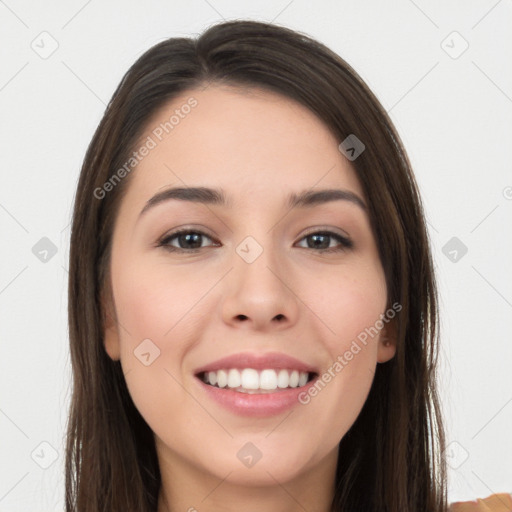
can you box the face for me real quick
[103,84,396,488]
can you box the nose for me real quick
[220,237,300,332]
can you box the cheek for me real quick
[299,264,386,433]
[110,258,217,421]
[316,262,388,352]
[113,257,216,344]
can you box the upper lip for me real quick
[194,351,319,375]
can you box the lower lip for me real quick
[195,375,318,417]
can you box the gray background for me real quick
[1,0,511,510]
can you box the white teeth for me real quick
[277,369,289,388]
[289,370,299,387]
[241,369,259,389]
[227,369,241,388]
[259,369,277,390]
[200,368,311,392]
[217,369,228,388]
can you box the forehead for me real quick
[123,85,364,211]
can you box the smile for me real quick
[193,351,320,416]
[198,368,315,394]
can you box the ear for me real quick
[101,286,121,361]
[377,316,398,363]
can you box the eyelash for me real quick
[156,228,353,254]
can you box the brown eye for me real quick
[296,231,353,253]
[158,229,217,252]
[157,229,353,254]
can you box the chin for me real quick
[204,439,319,486]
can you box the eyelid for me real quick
[299,225,351,240]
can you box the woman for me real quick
[65,19,502,512]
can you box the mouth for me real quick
[195,368,318,394]
[192,352,320,417]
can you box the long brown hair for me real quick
[66,19,447,511]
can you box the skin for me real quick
[103,84,397,512]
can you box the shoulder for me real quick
[449,493,512,511]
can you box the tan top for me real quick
[449,493,512,512]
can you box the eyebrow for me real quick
[138,186,367,218]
